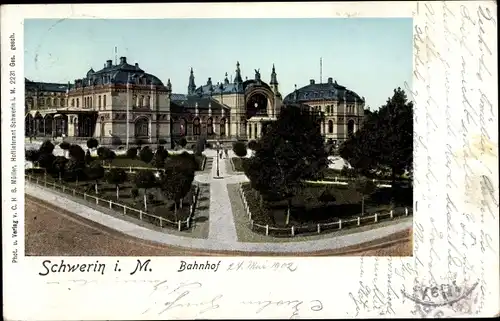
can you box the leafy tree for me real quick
[52,156,68,182]
[232,141,247,157]
[245,105,329,225]
[178,137,187,148]
[59,141,71,158]
[247,140,258,151]
[97,147,106,158]
[176,152,198,173]
[63,159,86,183]
[105,168,128,199]
[139,146,154,164]
[126,147,138,159]
[38,153,56,179]
[86,138,99,150]
[97,147,115,166]
[350,177,377,215]
[340,87,413,185]
[39,140,55,154]
[318,188,336,205]
[152,151,166,170]
[25,149,41,166]
[85,162,105,194]
[160,157,195,219]
[134,170,157,211]
[85,149,93,164]
[156,145,169,159]
[68,144,86,162]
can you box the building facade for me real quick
[25,58,362,147]
[283,77,365,146]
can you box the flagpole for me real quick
[126,73,130,149]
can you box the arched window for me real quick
[220,118,226,136]
[53,98,57,106]
[133,95,137,108]
[89,97,92,108]
[180,118,186,135]
[254,123,258,137]
[207,118,213,135]
[76,98,80,108]
[193,118,201,136]
[146,96,150,107]
[134,117,149,137]
[39,98,45,107]
[60,98,65,107]
[328,120,333,134]
[103,95,106,109]
[46,98,51,107]
[248,123,252,138]
[139,96,144,108]
[347,119,355,137]
[83,117,93,137]
[71,99,75,107]
[98,96,102,109]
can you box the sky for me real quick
[24,18,412,109]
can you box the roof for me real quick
[191,78,273,97]
[283,79,364,104]
[25,78,72,93]
[171,95,230,112]
[73,57,165,88]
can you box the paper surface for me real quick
[1,2,498,319]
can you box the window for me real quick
[133,95,137,108]
[248,123,252,138]
[328,120,333,134]
[193,118,201,135]
[71,99,75,107]
[134,118,149,137]
[220,118,226,136]
[180,118,186,135]
[39,98,45,107]
[139,96,144,108]
[60,98,65,107]
[76,98,80,108]
[207,118,213,135]
[46,98,51,107]
[98,96,101,109]
[103,95,106,109]
[146,96,150,107]
[347,119,355,137]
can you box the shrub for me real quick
[97,147,106,158]
[68,144,86,162]
[134,170,157,210]
[85,150,93,164]
[247,140,258,150]
[59,141,71,151]
[105,168,128,199]
[232,141,247,157]
[139,146,154,164]
[25,149,40,164]
[318,189,336,204]
[63,159,86,182]
[178,137,187,148]
[131,187,139,199]
[85,162,105,194]
[341,165,357,178]
[175,152,198,173]
[52,156,68,180]
[158,138,167,145]
[39,140,55,154]
[135,138,145,148]
[111,136,122,146]
[38,153,56,172]
[126,147,138,159]
[152,152,166,169]
[86,138,99,150]
[156,145,169,159]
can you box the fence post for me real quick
[375,213,378,223]
[266,224,269,236]
[339,219,342,229]
[291,226,295,236]
[187,217,190,229]
[62,185,65,193]
[96,197,99,205]
[123,206,126,215]
[84,193,87,200]
[405,207,408,216]
[139,210,143,220]
[250,220,254,229]
[36,178,39,184]
[317,223,321,234]
[178,220,181,231]
[159,217,163,228]
[358,217,361,226]
[73,189,76,196]
[390,210,393,219]
[129,166,132,173]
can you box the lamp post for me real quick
[216,140,220,177]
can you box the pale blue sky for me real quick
[24,18,412,109]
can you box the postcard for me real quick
[1,1,498,319]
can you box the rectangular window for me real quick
[98,95,101,109]
[103,95,106,109]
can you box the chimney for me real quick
[310,79,315,85]
[328,77,333,84]
[135,63,139,69]
[106,60,112,68]
[119,57,127,65]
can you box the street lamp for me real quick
[215,140,221,178]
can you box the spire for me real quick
[167,78,172,92]
[224,72,229,85]
[188,67,196,95]
[234,61,243,84]
[270,63,278,85]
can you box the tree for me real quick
[97,147,114,166]
[152,151,166,170]
[25,149,41,167]
[68,144,86,162]
[38,153,56,179]
[105,168,128,199]
[135,139,145,149]
[64,159,86,183]
[87,138,99,151]
[158,138,167,145]
[247,140,258,151]
[126,147,138,159]
[340,87,413,185]
[160,157,195,219]
[245,105,329,226]
[52,156,68,182]
[85,149,93,164]
[139,146,154,164]
[178,137,187,148]
[85,162,105,194]
[59,141,71,158]
[39,140,55,154]
[350,177,377,215]
[232,141,247,157]
[134,170,157,211]
[131,187,139,201]
[318,188,336,205]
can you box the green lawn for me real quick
[241,182,412,232]
[91,153,206,171]
[26,168,197,227]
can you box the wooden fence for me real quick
[238,182,412,237]
[26,174,199,231]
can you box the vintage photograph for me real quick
[24,18,414,257]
